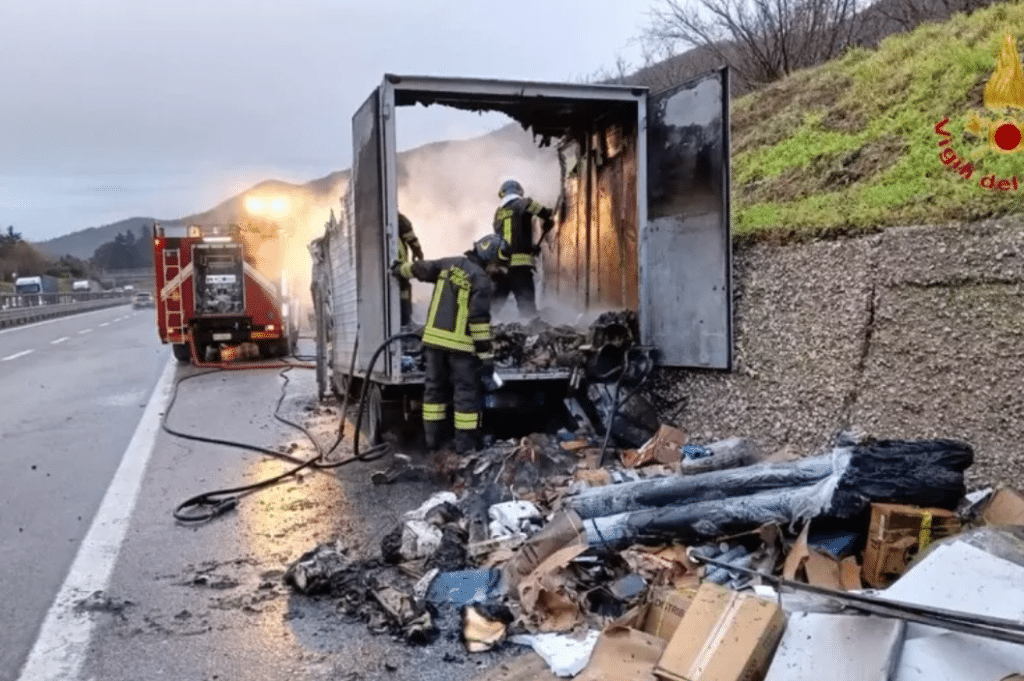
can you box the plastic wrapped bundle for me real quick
[826,439,974,518]
[566,453,840,520]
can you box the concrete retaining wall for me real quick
[655,216,1024,488]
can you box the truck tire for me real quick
[172,343,192,363]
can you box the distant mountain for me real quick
[33,122,557,263]
[35,217,181,260]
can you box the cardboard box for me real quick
[576,627,667,681]
[982,487,1024,526]
[624,425,688,468]
[861,503,961,588]
[784,523,862,591]
[654,583,786,681]
[641,586,699,640]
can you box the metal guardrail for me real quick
[0,294,133,329]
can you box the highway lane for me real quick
[0,304,169,681]
[7,319,510,681]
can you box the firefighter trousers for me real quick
[399,279,413,327]
[491,265,537,318]
[422,346,480,455]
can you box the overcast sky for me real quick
[0,0,653,242]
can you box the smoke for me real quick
[239,113,563,331]
[393,120,561,318]
[272,181,347,332]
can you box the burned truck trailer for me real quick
[153,222,299,362]
[312,69,733,444]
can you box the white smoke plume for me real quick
[227,115,563,330]
[393,121,561,319]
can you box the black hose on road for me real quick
[170,332,419,524]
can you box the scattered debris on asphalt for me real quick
[282,423,1024,678]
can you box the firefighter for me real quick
[491,179,555,318]
[396,212,425,329]
[390,233,511,455]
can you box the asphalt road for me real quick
[5,311,522,681]
[0,304,167,681]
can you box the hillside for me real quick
[730,2,1024,240]
[33,123,550,261]
[40,4,1024,262]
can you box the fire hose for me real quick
[170,330,420,524]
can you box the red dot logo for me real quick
[993,122,1022,151]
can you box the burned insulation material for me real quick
[491,320,587,371]
[402,310,642,375]
[285,541,440,644]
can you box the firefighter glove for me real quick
[390,260,403,277]
[412,244,424,261]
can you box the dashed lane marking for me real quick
[50,337,69,345]
[2,349,33,361]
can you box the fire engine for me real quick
[152,221,298,362]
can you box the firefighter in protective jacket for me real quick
[391,234,512,455]
[396,213,424,328]
[491,179,554,318]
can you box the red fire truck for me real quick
[152,221,298,362]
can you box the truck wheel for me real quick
[358,383,384,447]
[172,343,192,363]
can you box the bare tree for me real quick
[643,0,866,88]
[860,0,1001,37]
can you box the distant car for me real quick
[132,291,154,309]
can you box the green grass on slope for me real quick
[732,2,1024,240]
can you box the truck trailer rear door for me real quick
[351,86,396,379]
[642,66,732,370]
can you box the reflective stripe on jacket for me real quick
[408,255,493,358]
[493,196,553,268]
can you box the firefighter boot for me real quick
[453,430,478,456]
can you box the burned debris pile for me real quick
[284,416,1024,678]
[403,310,643,376]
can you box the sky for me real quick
[0,0,654,242]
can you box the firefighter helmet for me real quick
[473,234,512,266]
[498,179,524,199]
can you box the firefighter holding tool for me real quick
[391,233,512,455]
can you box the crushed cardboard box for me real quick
[862,503,960,588]
[653,582,786,681]
[575,626,667,681]
[784,523,862,591]
[623,425,688,468]
[640,587,699,641]
[982,486,1024,526]
[503,509,586,590]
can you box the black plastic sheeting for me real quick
[579,439,974,548]
[826,438,973,518]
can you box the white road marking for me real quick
[77,329,92,335]
[51,337,69,345]
[0,307,126,335]
[99,322,109,327]
[16,358,175,681]
[2,349,33,361]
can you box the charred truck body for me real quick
[312,70,733,444]
[153,222,298,362]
